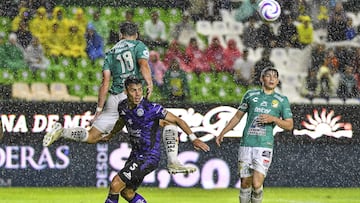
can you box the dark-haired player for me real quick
[103,76,209,203]
[216,67,293,203]
[43,22,197,174]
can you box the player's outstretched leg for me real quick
[163,124,196,174]
[43,122,89,147]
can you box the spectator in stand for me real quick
[252,48,275,86]
[354,52,360,92]
[185,37,210,74]
[85,23,105,64]
[205,36,226,72]
[63,22,87,64]
[299,68,318,100]
[0,33,27,70]
[107,20,120,46]
[353,47,360,73]
[224,39,242,72]
[327,3,347,42]
[15,20,32,49]
[149,50,167,91]
[91,9,109,45]
[50,6,70,38]
[72,8,87,37]
[345,17,357,40]
[163,40,187,70]
[11,7,30,32]
[234,0,259,23]
[29,6,50,45]
[337,64,359,99]
[310,43,326,72]
[163,58,190,102]
[296,15,314,49]
[233,49,254,87]
[327,48,340,73]
[24,36,49,72]
[257,21,277,49]
[277,14,300,48]
[43,22,65,63]
[143,10,168,50]
[316,57,338,99]
[124,9,136,24]
[170,11,197,47]
[242,16,258,49]
[317,5,329,29]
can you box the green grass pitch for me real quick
[1,187,360,203]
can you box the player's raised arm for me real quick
[164,111,210,152]
[138,58,153,99]
[93,69,111,122]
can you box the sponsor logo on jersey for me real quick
[260,101,267,107]
[254,107,271,114]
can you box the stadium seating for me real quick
[0,69,15,85]
[196,20,213,36]
[2,5,360,105]
[12,82,32,101]
[30,82,52,101]
[34,69,53,83]
[67,82,87,99]
[15,69,34,83]
[49,82,81,101]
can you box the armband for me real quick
[189,133,197,141]
[96,107,103,112]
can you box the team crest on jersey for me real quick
[272,100,279,108]
[137,108,144,117]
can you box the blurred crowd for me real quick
[0,0,360,102]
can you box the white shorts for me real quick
[92,93,127,134]
[238,146,273,178]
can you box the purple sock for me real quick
[105,194,119,203]
[129,193,147,203]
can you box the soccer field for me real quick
[1,187,360,203]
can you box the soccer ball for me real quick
[258,0,281,22]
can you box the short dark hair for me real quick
[119,22,138,36]
[125,76,142,89]
[261,67,279,78]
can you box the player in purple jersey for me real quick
[102,76,210,203]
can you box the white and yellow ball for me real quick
[258,0,281,22]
